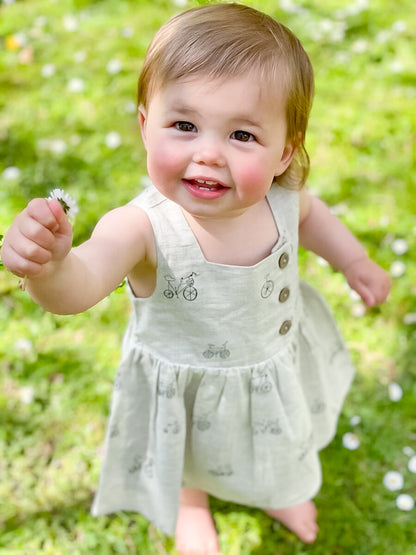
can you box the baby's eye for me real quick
[175,121,197,132]
[231,130,255,142]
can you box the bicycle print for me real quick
[163,272,198,301]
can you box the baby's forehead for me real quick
[149,71,288,110]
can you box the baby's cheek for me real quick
[147,146,183,182]
[238,166,272,195]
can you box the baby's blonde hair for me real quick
[137,3,314,189]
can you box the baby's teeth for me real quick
[194,179,217,186]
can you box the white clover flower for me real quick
[67,77,85,93]
[41,63,56,78]
[63,15,78,32]
[73,50,86,63]
[388,382,403,402]
[13,32,28,47]
[69,134,81,146]
[390,260,406,277]
[19,386,35,404]
[351,39,368,54]
[390,61,404,74]
[350,415,361,426]
[342,432,360,450]
[375,30,392,44]
[408,456,416,473]
[383,471,404,491]
[396,494,414,511]
[106,59,122,75]
[351,303,366,318]
[403,313,416,325]
[391,238,408,255]
[49,139,67,155]
[125,101,137,114]
[14,338,34,356]
[34,16,47,27]
[392,20,406,34]
[121,26,134,38]
[105,131,121,149]
[2,166,20,180]
[47,188,79,219]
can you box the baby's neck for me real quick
[182,200,279,266]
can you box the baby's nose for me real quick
[192,137,226,167]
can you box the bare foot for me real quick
[175,488,221,555]
[265,500,318,543]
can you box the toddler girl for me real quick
[1,4,391,554]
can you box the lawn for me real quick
[1,0,416,553]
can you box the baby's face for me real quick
[139,73,295,221]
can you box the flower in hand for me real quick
[47,188,79,219]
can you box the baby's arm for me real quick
[298,189,391,307]
[1,198,154,314]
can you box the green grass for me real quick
[1,0,416,553]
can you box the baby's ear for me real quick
[138,105,148,148]
[275,141,297,176]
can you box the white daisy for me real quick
[391,238,408,255]
[47,188,79,219]
[49,139,67,155]
[63,15,78,32]
[2,166,20,180]
[14,338,34,357]
[388,382,403,402]
[396,494,414,511]
[105,131,121,149]
[408,456,416,473]
[403,313,416,325]
[342,432,360,450]
[121,26,134,38]
[390,260,406,277]
[73,50,86,63]
[106,59,122,75]
[351,303,366,318]
[19,386,35,404]
[383,471,403,491]
[350,415,361,426]
[125,101,137,114]
[67,78,85,93]
[403,446,415,457]
[41,63,56,78]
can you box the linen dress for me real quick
[91,184,355,535]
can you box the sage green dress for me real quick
[91,184,354,535]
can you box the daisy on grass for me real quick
[408,456,416,474]
[47,189,79,219]
[342,432,360,450]
[396,494,414,511]
[383,471,404,491]
[388,382,403,402]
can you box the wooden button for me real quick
[279,287,290,303]
[279,320,292,335]
[279,252,289,269]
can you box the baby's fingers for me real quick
[354,282,376,307]
[1,240,50,278]
[26,198,61,232]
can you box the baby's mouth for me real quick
[185,178,226,191]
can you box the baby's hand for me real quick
[1,198,73,279]
[344,257,392,307]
